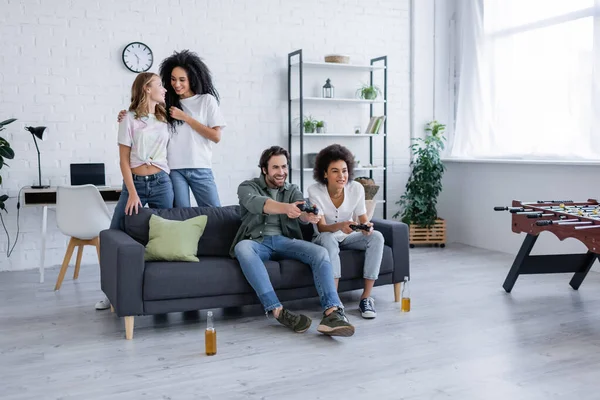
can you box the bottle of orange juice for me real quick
[401,277,411,312]
[205,311,217,356]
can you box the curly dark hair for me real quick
[258,146,290,175]
[313,144,355,185]
[159,49,220,130]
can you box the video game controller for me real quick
[297,203,319,215]
[350,223,371,231]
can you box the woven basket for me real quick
[363,184,380,200]
[324,55,350,64]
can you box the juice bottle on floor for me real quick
[205,311,217,356]
[401,276,411,312]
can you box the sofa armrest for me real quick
[99,229,146,317]
[372,218,410,283]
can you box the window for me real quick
[450,0,599,161]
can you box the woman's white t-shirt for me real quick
[167,94,226,170]
[117,112,170,174]
[307,180,367,242]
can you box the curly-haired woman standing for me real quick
[118,50,226,207]
[307,144,385,319]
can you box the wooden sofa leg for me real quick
[124,316,134,340]
[110,305,114,313]
[394,282,401,302]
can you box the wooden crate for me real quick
[409,218,446,248]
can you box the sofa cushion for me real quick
[124,205,241,257]
[277,245,394,289]
[144,214,208,262]
[143,257,282,301]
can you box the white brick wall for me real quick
[0,0,411,272]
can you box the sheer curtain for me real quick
[451,0,600,160]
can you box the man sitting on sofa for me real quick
[230,146,355,337]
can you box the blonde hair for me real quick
[128,72,167,122]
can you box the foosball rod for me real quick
[535,219,589,226]
[575,224,600,230]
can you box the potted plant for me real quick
[356,84,382,100]
[299,115,318,133]
[393,120,446,248]
[316,120,326,133]
[0,118,16,212]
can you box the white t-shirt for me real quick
[307,181,367,242]
[167,94,226,169]
[117,112,170,174]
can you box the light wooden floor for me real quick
[2,244,600,400]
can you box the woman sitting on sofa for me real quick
[307,144,385,319]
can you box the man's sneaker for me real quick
[275,308,312,333]
[95,296,111,311]
[359,297,377,319]
[317,308,355,337]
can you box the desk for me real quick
[22,186,122,283]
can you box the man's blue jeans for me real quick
[234,235,344,313]
[110,171,174,230]
[170,168,221,208]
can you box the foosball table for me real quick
[494,199,600,292]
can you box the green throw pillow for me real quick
[144,214,208,262]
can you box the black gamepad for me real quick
[350,223,371,231]
[297,203,319,215]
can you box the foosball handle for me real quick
[527,213,543,218]
[536,220,552,226]
[494,206,507,211]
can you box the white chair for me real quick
[54,185,112,291]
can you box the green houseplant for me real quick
[356,84,382,100]
[299,115,318,133]
[316,120,325,133]
[0,118,16,212]
[394,120,446,228]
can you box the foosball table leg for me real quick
[502,234,538,293]
[568,252,598,290]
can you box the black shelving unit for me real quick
[287,49,388,218]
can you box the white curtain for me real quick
[451,0,600,160]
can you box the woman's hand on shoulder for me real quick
[117,109,127,123]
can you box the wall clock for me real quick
[122,42,153,73]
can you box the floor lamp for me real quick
[25,126,49,189]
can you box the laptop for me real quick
[70,163,106,187]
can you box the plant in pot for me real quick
[300,115,318,133]
[356,84,382,100]
[316,120,326,133]
[393,120,446,247]
[0,118,16,212]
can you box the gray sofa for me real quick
[99,205,410,339]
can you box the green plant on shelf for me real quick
[300,115,318,133]
[356,84,382,100]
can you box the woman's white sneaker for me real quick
[95,297,111,310]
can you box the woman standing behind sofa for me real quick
[307,144,385,319]
[119,50,226,207]
[110,72,174,230]
[98,72,175,311]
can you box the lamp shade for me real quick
[25,126,47,141]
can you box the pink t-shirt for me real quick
[117,112,170,174]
